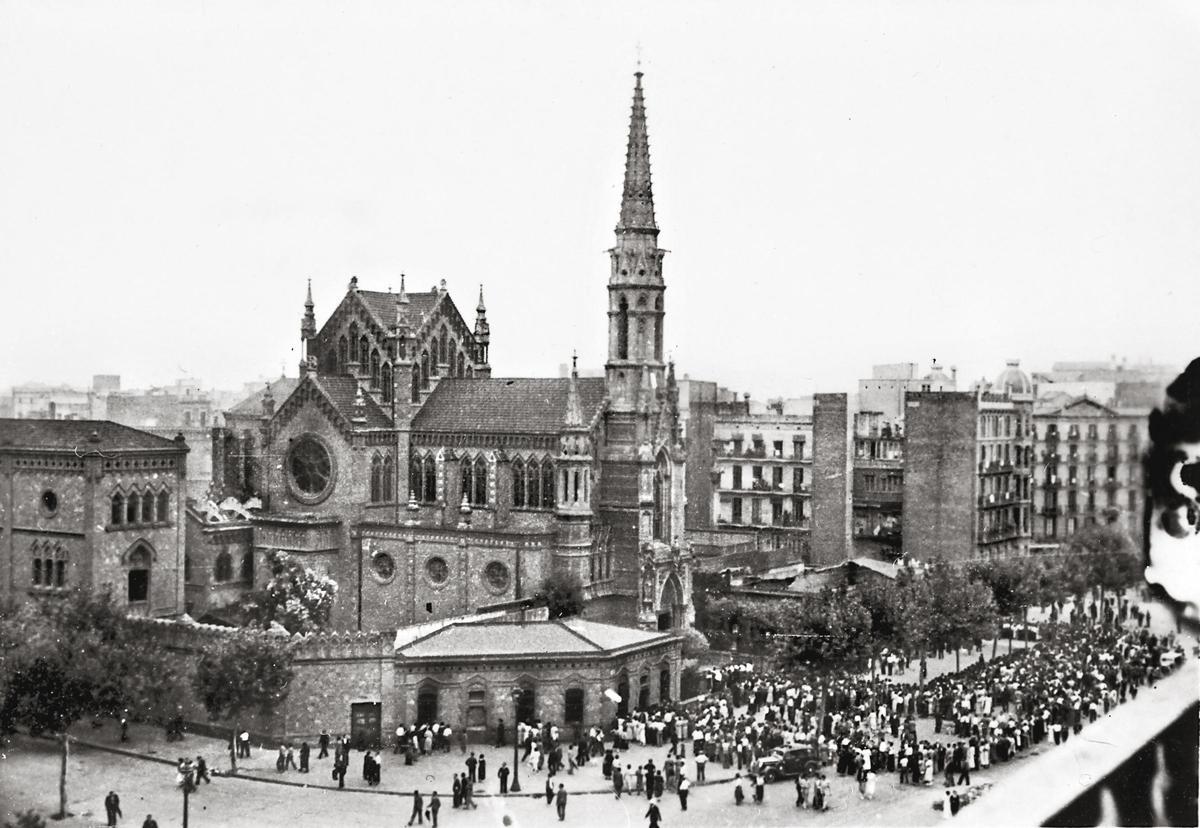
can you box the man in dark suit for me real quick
[104,791,122,826]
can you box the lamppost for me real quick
[180,768,190,828]
[509,688,522,793]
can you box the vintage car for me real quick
[754,743,821,782]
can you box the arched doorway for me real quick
[516,686,536,725]
[657,573,684,631]
[638,674,650,710]
[125,542,153,612]
[416,684,439,725]
[616,673,630,718]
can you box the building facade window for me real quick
[156,490,170,522]
[731,497,742,523]
[214,551,233,582]
[371,453,384,502]
[111,492,124,525]
[461,455,488,506]
[30,541,66,589]
[127,544,152,604]
[513,458,527,507]
[732,466,742,489]
[381,362,393,402]
[287,435,335,503]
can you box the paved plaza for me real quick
[4,600,1193,828]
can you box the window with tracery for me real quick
[381,363,393,402]
[461,455,488,506]
[512,458,527,507]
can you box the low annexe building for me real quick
[142,612,682,748]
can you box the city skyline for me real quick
[3,2,1198,398]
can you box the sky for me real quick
[2,0,1199,399]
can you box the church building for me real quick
[209,72,694,635]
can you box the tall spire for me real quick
[565,350,583,428]
[618,71,657,234]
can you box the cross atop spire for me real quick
[617,70,657,234]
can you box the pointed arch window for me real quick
[512,458,527,508]
[381,362,393,403]
[127,544,151,604]
[359,336,370,372]
[370,350,381,388]
[653,453,671,541]
[349,323,360,362]
[141,489,155,523]
[540,459,556,509]
[126,491,141,525]
[370,452,384,502]
[457,352,465,377]
[382,453,395,502]
[440,329,449,367]
[411,366,421,402]
[214,550,233,582]
[448,337,457,371]
[338,336,348,371]
[111,492,125,525]
[617,297,629,359]
[461,455,488,506]
[421,351,430,389]
[430,337,440,376]
[654,304,664,361]
[423,455,437,502]
[474,455,488,506]
[156,490,170,523]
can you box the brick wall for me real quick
[902,392,978,563]
[811,393,852,566]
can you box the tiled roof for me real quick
[310,375,393,429]
[0,419,185,452]
[229,377,300,416]
[356,290,440,329]
[413,378,607,435]
[397,618,671,658]
[561,618,670,650]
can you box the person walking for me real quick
[334,756,347,789]
[556,783,568,821]
[678,775,691,811]
[463,775,478,810]
[467,752,478,783]
[318,729,330,759]
[104,791,122,827]
[645,798,663,828]
[408,790,424,825]
[545,776,555,805]
[429,792,441,828]
[194,756,210,785]
[499,762,510,794]
[478,753,487,782]
[452,774,462,808]
[613,764,625,799]
[239,730,251,759]
[734,773,745,805]
[299,741,310,773]
[694,751,707,782]
[754,773,765,805]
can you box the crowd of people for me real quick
[98,589,1185,824]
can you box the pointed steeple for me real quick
[301,279,316,338]
[474,284,491,373]
[565,351,583,428]
[397,272,409,305]
[617,71,657,234]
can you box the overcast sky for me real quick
[2,1,1198,399]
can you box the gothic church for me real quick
[211,72,694,635]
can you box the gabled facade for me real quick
[1031,395,1148,542]
[208,72,693,633]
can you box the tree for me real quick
[0,591,181,819]
[923,563,998,671]
[534,572,584,619]
[1064,523,1140,606]
[193,631,295,772]
[240,550,338,634]
[967,557,1040,655]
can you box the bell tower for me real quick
[605,70,666,413]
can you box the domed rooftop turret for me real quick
[995,359,1032,395]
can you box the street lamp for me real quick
[509,688,522,793]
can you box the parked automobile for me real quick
[755,743,820,782]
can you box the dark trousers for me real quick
[500,777,508,795]
[679,791,688,811]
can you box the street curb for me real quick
[38,734,739,800]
